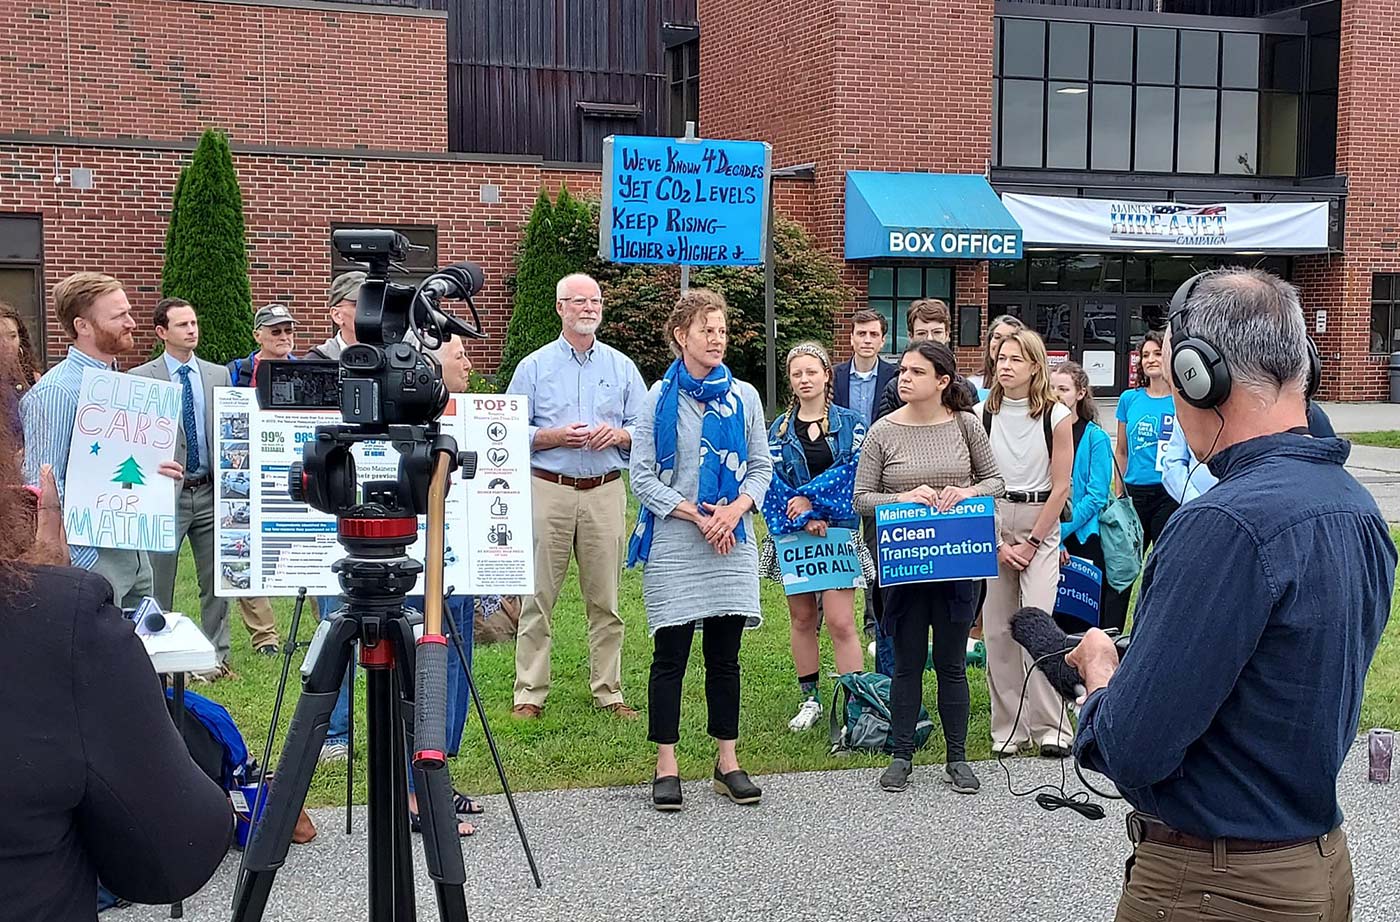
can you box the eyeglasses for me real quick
[562,296,604,308]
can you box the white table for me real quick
[140,614,217,919]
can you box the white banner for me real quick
[64,369,180,552]
[213,388,533,598]
[1001,194,1330,253]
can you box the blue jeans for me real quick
[316,597,354,746]
[405,594,474,794]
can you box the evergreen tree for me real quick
[113,456,146,489]
[495,186,598,388]
[161,129,255,365]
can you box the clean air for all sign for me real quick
[1002,194,1330,253]
[887,230,1021,259]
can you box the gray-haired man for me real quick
[1070,269,1394,922]
[506,273,647,720]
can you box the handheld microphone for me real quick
[1008,606,1131,703]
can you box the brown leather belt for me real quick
[531,468,621,491]
[1127,812,1315,854]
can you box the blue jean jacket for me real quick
[764,403,866,533]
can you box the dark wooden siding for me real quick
[447,0,698,162]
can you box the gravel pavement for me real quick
[123,744,1397,922]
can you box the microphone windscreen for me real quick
[1009,606,1086,702]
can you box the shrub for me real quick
[494,187,598,388]
[160,129,255,365]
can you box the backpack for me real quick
[165,688,256,791]
[827,672,933,754]
[981,405,1073,522]
[1098,455,1145,592]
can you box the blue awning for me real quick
[844,171,1023,260]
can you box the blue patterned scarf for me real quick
[627,358,748,566]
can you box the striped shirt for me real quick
[21,346,114,569]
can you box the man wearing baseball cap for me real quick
[219,302,298,658]
[228,302,298,387]
[306,272,364,361]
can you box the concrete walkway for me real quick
[125,746,1397,922]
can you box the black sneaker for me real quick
[712,767,762,804]
[943,761,980,794]
[880,758,912,792]
[256,644,279,656]
[1039,744,1072,759]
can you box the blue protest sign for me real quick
[874,498,998,586]
[599,135,771,266]
[774,527,863,596]
[1055,555,1102,627]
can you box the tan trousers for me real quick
[514,475,626,708]
[238,597,281,650]
[1117,820,1353,921]
[983,499,1073,751]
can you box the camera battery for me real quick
[1370,728,1394,783]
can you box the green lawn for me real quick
[1344,431,1400,449]
[170,515,1400,808]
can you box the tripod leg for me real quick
[389,665,416,922]
[232,616,360,922]
[393,616,470,921]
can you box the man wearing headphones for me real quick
[1068,269,1395,922]
[1160,338,1335,503]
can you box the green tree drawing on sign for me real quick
[113,456,146,489]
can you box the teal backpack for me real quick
[828,672,934,754]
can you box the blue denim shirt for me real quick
[766,403,866,530]
[1075,432,1396,840]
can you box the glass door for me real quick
[1080,296,1122,394]
[1030,299,1073,371]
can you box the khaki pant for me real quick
[514,475,626,708]
[1117,819,1354,922]
[983,499,1072,751]
[237,597,281,650]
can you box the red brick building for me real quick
[1,0,1397,398]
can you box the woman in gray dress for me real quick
[627,288,772,812]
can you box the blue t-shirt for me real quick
[1116,389,1176,486]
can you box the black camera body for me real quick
[252,229,487,518]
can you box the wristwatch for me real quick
[1027,535,1043,549]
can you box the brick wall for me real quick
[1293,0,1400,401]
[700,0,996,371]
[0,143,596,369]
[0,0,447,151]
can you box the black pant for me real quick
[1062,532,1131,634]
[884,583,974,762]
[647,615,746,745]
[1126,482,1179,552]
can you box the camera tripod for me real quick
[232,435,540,922]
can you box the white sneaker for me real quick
[319,742,349,763]
[788,698,823,732]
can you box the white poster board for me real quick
[1082,351,1117,389]
[63,368,180,552]
[213,388,533,597]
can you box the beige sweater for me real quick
[853,411,1005,515]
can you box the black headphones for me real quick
[1167,272,1322,409]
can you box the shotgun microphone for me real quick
[1008,606,1132,703]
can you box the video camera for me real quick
[255,229,485,429]
[252,229,487,517]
